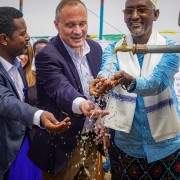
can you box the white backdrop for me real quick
[0,0,180,40]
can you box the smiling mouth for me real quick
[72,37,82,40]
[131,22,142,27]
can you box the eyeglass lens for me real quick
[123,7,151,16]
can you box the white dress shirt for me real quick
[0,56,42,127]
[62,39,95,134]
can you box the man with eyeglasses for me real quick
[90,0,180,179]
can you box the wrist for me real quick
[79,100,87,113]
[126,78,136,91]
[120,71,132,85]
[121,78,136,91]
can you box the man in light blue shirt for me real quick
[90,0,180,179]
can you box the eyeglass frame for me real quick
[122,7,155,16]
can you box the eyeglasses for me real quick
[122,7,154,16]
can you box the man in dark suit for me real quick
[28,0,109,179]
[0,7,71,180]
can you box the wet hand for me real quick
[89,76,106,96]
[111,70,133,87]
[79,100,109,119]
[110,70,125,84]
[40,111,71,134]
[89,76,115,96]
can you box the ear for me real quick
[0,33,8,46]
[54,20,60,31]
[153,9,160,21]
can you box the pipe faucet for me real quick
[113,35,133,54]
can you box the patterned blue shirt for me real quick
[98,39,180,163]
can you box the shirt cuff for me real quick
[72,97,86,114]
[33,110,44,128]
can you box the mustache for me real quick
[130,20,143,24]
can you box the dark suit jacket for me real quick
[28,35,102,174]
[0,62,38,178]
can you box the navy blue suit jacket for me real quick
[28,35,102,174]
[0,62,38,178]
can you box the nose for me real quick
[131,9,140,19]
[73,25,82,34]
[25,32,30,41]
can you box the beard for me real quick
[130,27,145,37]
[127,20,145,37]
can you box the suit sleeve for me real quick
[35,50,85,115]
[0,81,38,129]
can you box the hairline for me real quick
[55,0,87,21]
[125,0,156,8]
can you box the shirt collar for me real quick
[0,56,21,72]
[60,36,90,59]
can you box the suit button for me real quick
[14,150,18,155]
[21,130,25,135]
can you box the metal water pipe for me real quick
[114,4,180,54]
[113,36,180,54]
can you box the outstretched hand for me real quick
[111,70,133,87]
[89,76,106,96]
[79,100,109,119]
[89,73,124,96]
[40,111,71,134]
[89,76,115,97]
[89,71,133,96]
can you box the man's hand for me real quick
[111,70,133,87]
[40,111,71,134]
[89,71,134,96]
[79,100,109,119]
[89,76,119,97]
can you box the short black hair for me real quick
[33,39,48,51]
[0,7,23,37]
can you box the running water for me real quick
[93,53,116,160]
[96,53,116,117]
[88,53,117,124]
